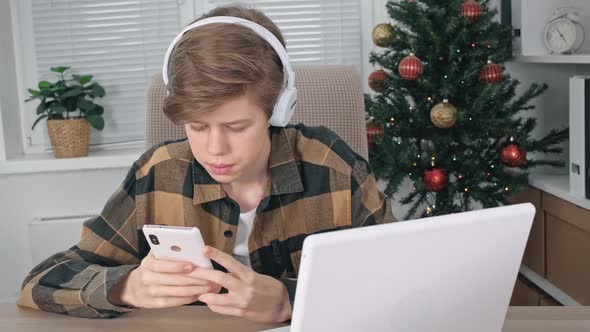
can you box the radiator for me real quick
[28,214,97,267]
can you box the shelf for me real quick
[528,173,590,211]
[513,54,590,64]
[519,265,580,306]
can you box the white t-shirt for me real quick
[232,208,256,268]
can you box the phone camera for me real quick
[149,234,160,245]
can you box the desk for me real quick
[1,305,589,331]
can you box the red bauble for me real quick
[398,53,424,80]
[480,60,503,84]
[424,168,448,192]
[500,143,527,167]
[368,69,389,92]
[460,0,483,22]
[366,122,384,145]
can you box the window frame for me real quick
[2,0,375,165]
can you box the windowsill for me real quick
[0,145,145,175]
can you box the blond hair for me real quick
[163,5,286,124]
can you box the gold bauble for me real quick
[372,23,394,47]
[430,100,457,129]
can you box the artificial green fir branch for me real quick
[367,0,569,218]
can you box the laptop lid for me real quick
[288,203,535,332]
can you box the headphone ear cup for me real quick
[269,88,297,127]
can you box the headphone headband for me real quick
[161,16,297,127]
[162,16,295,90]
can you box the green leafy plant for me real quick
[26,66,106,130]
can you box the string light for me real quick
[417,154,421,158]
[461,80,465,84]
[456,49,461,53]
[427,96,432,101]
[505,187,510,191]
[471,43,476,47]
[444,75,448,79]
[388,117,395,127]
[412,162,417,167]
[452,156,457,161]
[464,188,469,192]
[469,117,473,121]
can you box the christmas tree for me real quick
[365,0,568,219]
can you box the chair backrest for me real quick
[145,65,368,159]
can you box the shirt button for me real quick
[224,230,233,238]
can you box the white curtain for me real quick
[28,0,180,149]
[25,0,362,150]
[206,0,362,65]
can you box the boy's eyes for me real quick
[227,126,246,133]
[190,125,246,132]
[191,125,206,132]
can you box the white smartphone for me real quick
[142,224,213,269]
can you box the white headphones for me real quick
[162,16,297,127]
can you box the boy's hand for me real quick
[107,251,221,308]
[191,246,292,323]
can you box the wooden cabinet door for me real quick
[543,193,590,305]
[510,187,545,276]
[510,276,540,306]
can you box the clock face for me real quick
[545,18,580,53]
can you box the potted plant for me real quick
[25,66,106,158]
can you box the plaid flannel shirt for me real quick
[18,124,396,318]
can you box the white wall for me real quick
[0,0,132,302]
[0,169,128,303]
[506,63,587,172]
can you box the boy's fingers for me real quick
[142,252,193,274]
[143,270,217,287]
[147,285,218,298]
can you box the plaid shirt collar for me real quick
[192,126,304,205]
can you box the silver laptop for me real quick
[263,203,535,332]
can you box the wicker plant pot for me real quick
[46,118,90,158]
